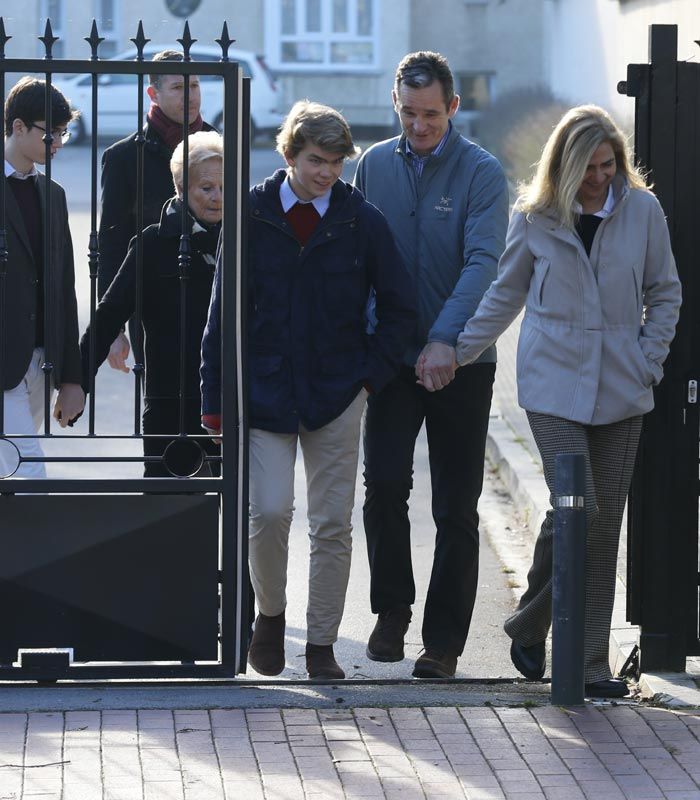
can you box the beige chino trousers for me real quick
[248,389,367,646]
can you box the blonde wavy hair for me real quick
[276,99,360,160]
[518,104,647,229]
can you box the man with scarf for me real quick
[97,49,215,372]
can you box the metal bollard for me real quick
[551,453,587,705]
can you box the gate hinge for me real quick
[688,380,697,404]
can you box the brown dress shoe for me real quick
[412,649,458,679]
[366,604,412,662]
[248,612,285,676]
[306,643,345,680]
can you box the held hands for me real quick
[107,331,131,373]
[53,383,85,428]
[415,342,457,392]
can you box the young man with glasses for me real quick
[1,77,84,479]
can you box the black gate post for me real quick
[620,24,700,672]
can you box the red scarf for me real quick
[147,103,204,151]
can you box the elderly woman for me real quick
[81,130,223,477]
[443,105,681,698]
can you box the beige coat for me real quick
[456,177,681,424]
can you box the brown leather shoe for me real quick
[306,643,345,680]
[248,612,285,676]
[412,649,458,679]
[366,604,412,662]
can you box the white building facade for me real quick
[3,0,546,135]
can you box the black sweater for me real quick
[81,197,219,400]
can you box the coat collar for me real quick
[525,174,631,245]
[394,121,461,164]
[157,194,221,243]
[251,168,361,223]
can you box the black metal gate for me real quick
[620,24,700,672]
[0,18,250,680]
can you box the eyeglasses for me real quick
[32,123,71,143]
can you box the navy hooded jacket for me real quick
[200,169,416,433]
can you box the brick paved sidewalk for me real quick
[2,705,700,800]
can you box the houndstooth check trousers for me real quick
[504,411,643,683]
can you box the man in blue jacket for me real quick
[354,51,509,678]
[201,101,415,680]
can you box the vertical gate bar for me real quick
[177,26,193,438]
[219,60,241,671]
[0,20,8,436]
[41,66,55,435]
[618,62,650,630]
[638,24,684,671]
[694,57,700,656]
[238,74,251,663]
[648,25,677,228]
[626,24,689,671]
[132,28,146,435]
[86,21,104,436]
[675,61,700,657]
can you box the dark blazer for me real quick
[82,196,219,401]
[1,173,81,391]
[98,120,215,298]
[200,169,416,433]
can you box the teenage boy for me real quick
[1,77,84,479]
[201,101,415,679]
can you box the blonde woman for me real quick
[449,105,681,697]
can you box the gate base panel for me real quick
[0,494,221,679]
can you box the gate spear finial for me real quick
[85,20,105,60]
[131,21,150,61]
[39,18,59,60]
[177,21,196,61]
[216,22,235,62]
[0,18,11,60]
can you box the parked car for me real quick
[53,43,283,144]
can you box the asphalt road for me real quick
[36,142,520,681]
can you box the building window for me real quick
[265,0,378,71]
[39,0,65,58]
[94,0,120,58]
[458,73,493,112]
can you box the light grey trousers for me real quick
[504,411,643,683]
[248,389,367,646]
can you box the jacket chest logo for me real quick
[434,195,453,213]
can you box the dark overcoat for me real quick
[97,120,215,298]
[1,174,81,391]
[200,169,417,433]
[81,196,219,401]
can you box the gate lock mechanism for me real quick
[688,380,697,404]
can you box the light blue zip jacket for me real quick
[456,177,682,425]
[354,124,509,366]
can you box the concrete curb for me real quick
[485,409,700,709]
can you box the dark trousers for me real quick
[363,362,495,656]
[142,398,221,478]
